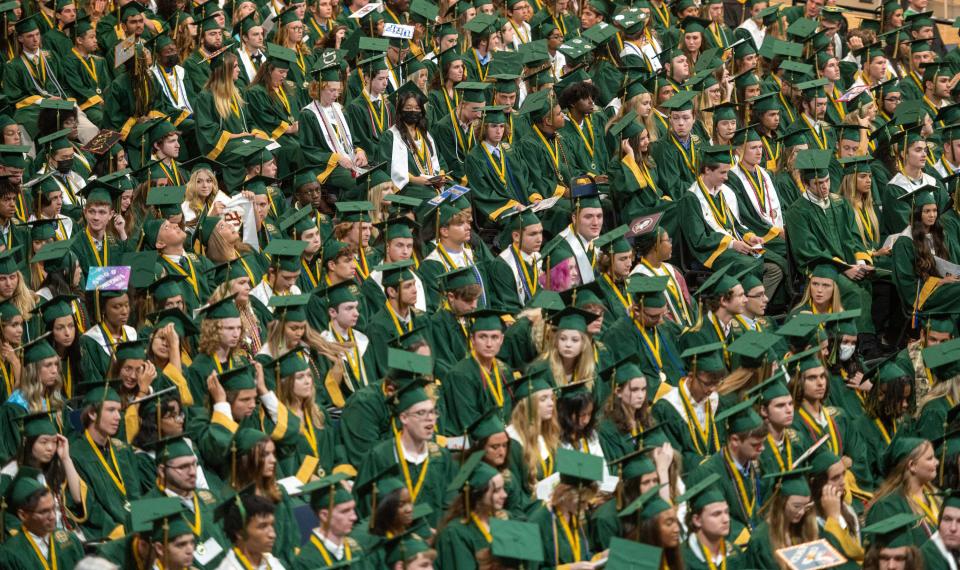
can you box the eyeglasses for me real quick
[884,96,902,103]
[166,460,199,472]
[164,411,186,422]
[406,409,438,419]
[745,292,768,299]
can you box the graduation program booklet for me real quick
[936,256,960,277]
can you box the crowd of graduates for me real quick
[6,0,960,567]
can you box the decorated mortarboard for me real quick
[197,294,241,320]
[680,342,726,373]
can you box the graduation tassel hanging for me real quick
[369,481,379,531]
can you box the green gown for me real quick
[892,233,960,315]
[608,153,680,242]
[783,193,875,333]
[588,497,621,552]
[440,355,515,437]
[363,307,427,380]
[0,528,85,570]
[143,487,228,569]
[599,316,685,396]
[427,307,471,380]
[60,50,110,127]
[155,252,213,315]
[435,517,494,570]
[5,52,69,136]
[596,417,667,462]
[681,533,746,570]
[686,450,760,545]
[772,170,805,209]
[293,532,365,569]
[725,165,790,276]
[512,127,577,234]
[101,70,179,145]
[266,407,347,482]
[745,521,780,569]
[649,133,702,198]
[430,113,475,184]
[528,502,593,568]
[558,111,611,178]
[678,187,763,275]
[790,405,848,458]
[651,384,722,472]
[758,430,800,497]
[463,139,536,226]
[78,324,138,383]
[864,492,936,547]
[845,414,898,492]
[497,315,540,372]
[298,101,361,198]
[344,90,392,164]
[244,82,303,178]
[70,227,128,282]
[354,436,456,528]
[920,535,956,570]
[193,89,265,190]
[185,354,249,406]
[338,380,393,468]
[68,430,143,539]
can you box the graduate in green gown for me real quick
[528,449,603,567]
[909,337,960,444]
[294,474,365,569]
[847,361,915,492]
[649,90,704,198]
[441,308,515,436]
[435,450,510,570]
[596,355,668,461]
[784,149,877,333]
[144,437,228,569]
[263,348,352,483]
[679,473,747,569]
[242,44,303,179]
[919,491,960,570]
[60,15,109,127]
[652,342,726,471]
[354,350,456,529]
[364,260,428,379]
[70,179,128,282]
[864,436,941,547]
[0,474,85,570]
[788,348,851,460]
[599,275,686,393]
[687,397,766,546]
[68,380,142,540]
[180,15,225,100]
[589,449,664,552]
[78,287,140,384]
[344,55,393,164]
[427,266,481,380]
[746,468,820,568]
[862,513,930,570]
[430,81,487,185]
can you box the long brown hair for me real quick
[236,438,281,502]
[601,377,653,434]
[869,440,937,516]
[764,491,818,566]
[911,205,950,280]
[509,394,560,489]
[205,52,244,118]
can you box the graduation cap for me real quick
[606,537,662,570]
[626,275,669,308]
[675,472,726,512]
[680,342,726,374]
[16,410,59,440]
[19,333,58,365]
[922,337,960,379]
[374,259,416,288]
[263,239,307,271]
[149,308,199,338]
[489,518,544,564]
[715,395,763,434]
[746,370,792,403]
[761,466,812,497]
[546,306,599,333]
[79,179,123,208]
[464,13,497,36]
[594,225,632,256]
[618,484,673,520]
[783,345,824,376]
[556,448,603,486]
[728,330,780,367]
[861,513,923,549]
[446,450,499,515]
[509,360,555,402]
[558,281,605,309]
[197,293,241,320]
[268,293,310,323]
[794,148,833,178]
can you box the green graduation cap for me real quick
[464,13,497,35]
[219,363,257,392]
[606,536,662,570]
[279,204,317,239]
[923,337,960,378]
[715,395,763,434]
[439,266,481,292]
[335,200,374,223]
[675,472,726,512]
[594,225,632,255]
[608,447,657,482]
[17,410,59,439]
[79,180,123,207]
[234,427,268,455]
[626,275,668,308]
[115,338,148,361]
[269,293,310,322]
[727,330,779,366]
[489,519,544,564]
[680,342,726,374]
[762,466,812,497]
[747,370,792,403]
[861,513,923,549]
[266,43,297,70]
[556,448,603,485]
[386,347,433,382]
[376,259,416,288]
[150,307,199,338]
[323,280,358,308]
[547,306,599,333]
[20,333,58,365]
[660,90,698,112]
[198,293,241,320]
[466,307,507,333]
[264,239,308,271]
[8,471,49,510]
[795,149,833,178]
[618,484,673,519]
[509,360,555,401]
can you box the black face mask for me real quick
[55,159,72,174]
[163,54,179,67]
[400,110,422,125]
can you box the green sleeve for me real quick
[299,107,340,172]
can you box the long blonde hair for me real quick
[917,375,960,416]
[792,279,844,314]
[184,168,219,228]
[20,357,65,412]
[509,393,560,489]
[204,220,254,263]
[545,331,596,390]
[205,52,244,119]
[765,490,819,565]
[262,316,350,362]
[840,172,878,248]
[870,440,938,516]
[606,93,658,143]
[5,273,37,318]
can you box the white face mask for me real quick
[838,344,856,361]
